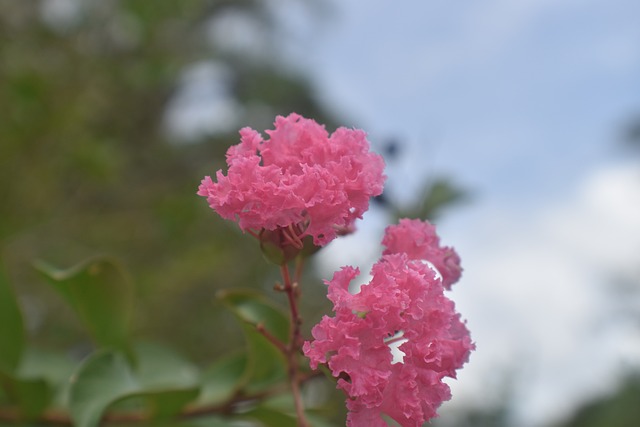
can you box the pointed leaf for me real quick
[0,262,25,373]
[34,257,133,356]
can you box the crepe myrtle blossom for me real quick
[197,113,385,247]
[304,220,473,427]
[383,218,462,289]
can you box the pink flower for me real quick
[383,218,462,289]
[197,113,385,246]
[304,220,473,426]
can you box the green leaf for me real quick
[416,178,468,220]
[199,352,248,405]
[18,347,76,407]
[133,342,199,390]
[0,262,46,422]
[167,416,243,427]
[146,389,201,419]
[68,351,139,427]
[305,413,341,427]
[34,256,133,356]
[217,290,289,342]
[0,371,52,420]
[0,346,75,421]
[0,261,25,374]
[241,324,287,393]
[218,290,289,393]
[130,342,200,419]
[245,406,298,427]
[68,346,202,427]
[258,393,337,427]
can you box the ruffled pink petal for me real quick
[198,113,385,245]
[304,221,474,426]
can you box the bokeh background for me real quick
[2,0,639,426]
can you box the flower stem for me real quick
[294,256,305,287]
[280,264,310,427]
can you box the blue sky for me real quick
[287,0,639,201]
[272,1,640,425]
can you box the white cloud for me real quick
[313,161,640,426]
[441,161,640,425]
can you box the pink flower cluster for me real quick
[382,218,462,289]
[197,113,385,246]
[304,219,473,427]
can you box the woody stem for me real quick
[280,264,309,427]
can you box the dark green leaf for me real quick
[155,390,201,419]
[0,262,25,374]
[34,257,133,356]
[0,371,52,420]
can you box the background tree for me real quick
[0,0,338,362]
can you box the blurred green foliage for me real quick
[0,0,335,363]
[0,1,347,424]
[432,377,640,427]
[555,377,640,427]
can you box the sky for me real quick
[270,0,640,425]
